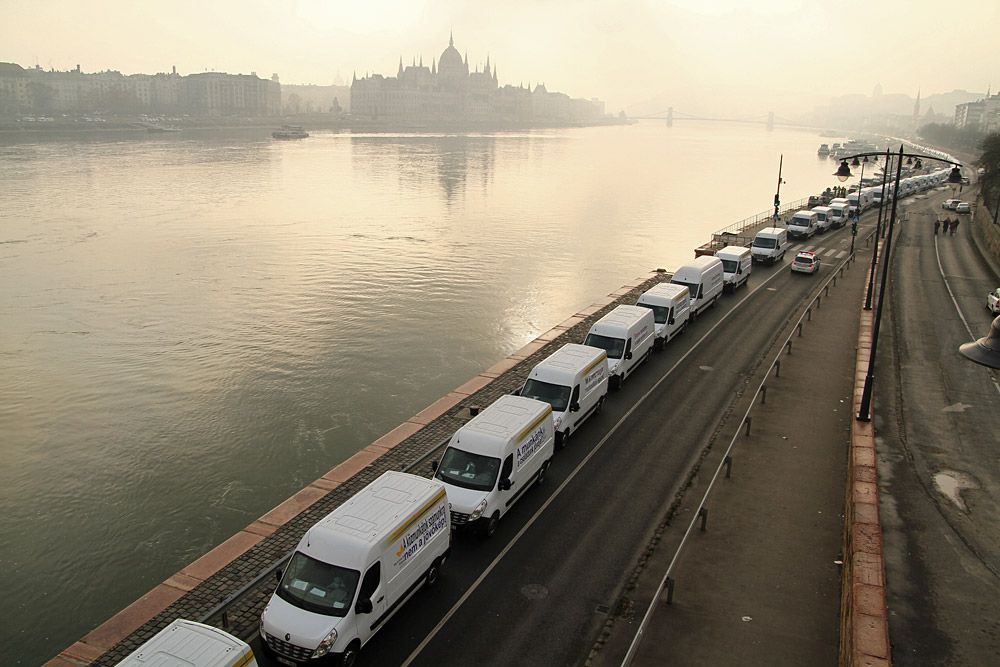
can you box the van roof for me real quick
[756,227,785,236]
[792,210,817,218]
[304,472,445,560]
[811,205,832,212]
[115,619,249,667]
[639,282,690,303]
[458,394,552,449]
[592,304,654,330]
[715,245,751,257]
[676,255,723,272]
[530,343,606,384]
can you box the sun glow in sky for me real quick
[3,0,997,114]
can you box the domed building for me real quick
[350,33,604,126]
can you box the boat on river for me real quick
[272,125,309,139]
[818,143,830,156]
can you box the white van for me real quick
[519,343,609,447]
[828,201,851,228]
[811,206,833,233]
[583,304,656,388]
[671,256,725,318]
[751,227,788,265]
[116,619,258,667]
[636,282,691,347]
[714,245,753,292]
[787,210,819,239]
[261,472,450,665]
[435,394,554,537]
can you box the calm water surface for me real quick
[0,121,844,662]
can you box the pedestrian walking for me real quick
[952,218,961,235]
[934,219,940,235]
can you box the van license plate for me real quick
[275,656,297,667]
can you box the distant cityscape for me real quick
[0,34,611,128]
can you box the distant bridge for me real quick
[630,108,814,130]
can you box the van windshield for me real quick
[436,447,501,491]
[521,379,571,412]
[753,237,777,249]
[276,551,360,617]
[719,259,738,273]
[583,333,626,359]
[637,302,669,324]
[670,280,699,300]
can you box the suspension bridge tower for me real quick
[666,107,673,127]
[766,111,774,131]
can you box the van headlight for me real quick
[554,415,563,428]
[469,498,488,521]
[312,628,338,658]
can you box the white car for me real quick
[942,199,961,210]
[790,251,820,275]
[988,288,1000,314]
[956,202,971,214]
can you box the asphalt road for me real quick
[254,218,864,667]
[876,187,1000,665]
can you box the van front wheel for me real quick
[536,460,550,485]
[483,512,500,539]
[426,557,442,587]
[341,642,361,667]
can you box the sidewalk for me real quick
[612,246,871,666]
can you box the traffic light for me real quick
[851,221,858,236]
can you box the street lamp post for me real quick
[835,146,963,422]
[846,155,868,254]
[773,154,784,223]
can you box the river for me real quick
[0,120,847,663]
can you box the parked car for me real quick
[988,288,1000,314]
[956,202,971,214]
[942,199,961,210]
[790,251,821,275]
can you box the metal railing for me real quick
[620,226,876,666]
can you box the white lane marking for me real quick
[934,236,1000,396]
[836,250,848,259]
[400,265,792,666]
[802,244,816,251]
[823,248,838,257]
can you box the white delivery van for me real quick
[583,304,656,388]
[715,245,753,292]
[116,619,258,667]
[671,256,725,318]
[811,206,833,233]
[261,471,450,665]
[435,394,554,537]
[751,227,788,265]
[636,282,691,347]
[787,210,819,239]
[520,343,609,448]
[828,201,851,228]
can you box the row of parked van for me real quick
[256,246,761,665]
[784,167,953,240]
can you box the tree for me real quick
[978,132,1000,213]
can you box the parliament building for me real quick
[350,34,605,125]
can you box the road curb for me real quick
[840,250,892,667]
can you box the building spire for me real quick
[398,57,403,76]
[449,30,454,47]
[419,55,423,67]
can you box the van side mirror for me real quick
[668,317,674,325]
[512,387,521,396]
[499,478,512,491]
[570,402,580,413]
[275,568,283,582]
[356,598,373,614]
[430,460,438,472]
[625,352,633,360]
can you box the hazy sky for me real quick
[4,0,997,115]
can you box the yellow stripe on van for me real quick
[583,353,607,375]
[234,650,255,667]
[516,405,553,443]
[388,488,447,543]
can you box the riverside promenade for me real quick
[51,202,909,666]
